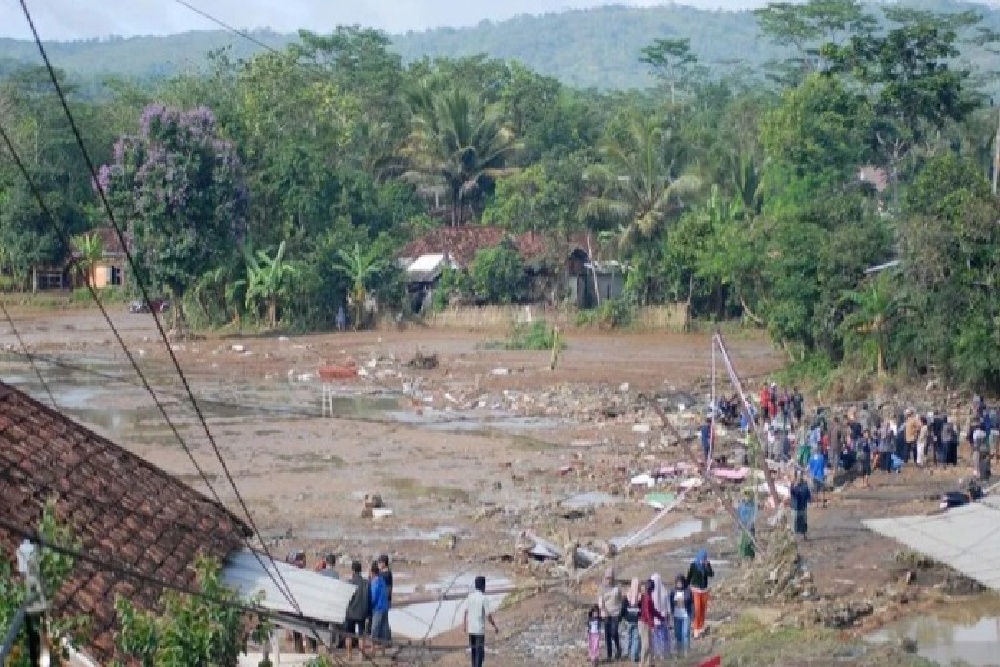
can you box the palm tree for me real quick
[244,241,297,328]
[402,86,520,226]
[731,152,764,219]
[579,117,700,250]
[331,242,385,330]
[839,272,903,376]
[71,232,104,287]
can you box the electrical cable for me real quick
[171,0,283,55]
[0,301,57,409]
[0,112,297,615]
[14,0,303,615]
[0,514,474,658]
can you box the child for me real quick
[587,605,602,666]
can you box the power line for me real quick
[14,0,302,616]
[0,512,480,661]
[0,102,297,614]
[171,0,283,55]
[0,301,57,410]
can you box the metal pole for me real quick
[0,601,27,664]
[647,399,762,556]
[713,331,782,509]
[709,335,717,469]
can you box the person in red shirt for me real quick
[759,385,771,421]
[638,579,664,666]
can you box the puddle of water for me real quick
[867,600,1000,667]
[612,518,720,549]
[562,491,621,510]
[386,410,566,433]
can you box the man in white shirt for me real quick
[464,576,499,667]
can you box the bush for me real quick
[490,320,566,351]
[574,298,636,329]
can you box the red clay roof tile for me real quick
[0,382,252,663]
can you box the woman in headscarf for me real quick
[621,578,642,663]
[686,550,714,639]
[649,573,669,658]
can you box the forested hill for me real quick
[0,0,998,89]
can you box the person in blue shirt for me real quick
[369,561,391,654]
[808,448,827,506]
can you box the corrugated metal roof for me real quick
[222,550,356,624]
[864,496,1000,592]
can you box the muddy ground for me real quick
[2,306,996,666]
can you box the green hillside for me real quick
[0,0,997,90]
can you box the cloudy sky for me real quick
[1,0,758,41]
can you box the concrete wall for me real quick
[407,304,689,331]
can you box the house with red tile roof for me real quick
[0,382,354,664]
[399,225,625,309]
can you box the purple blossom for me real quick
[97,102,249,284]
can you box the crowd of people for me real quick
[749,385,997,544]
[589,552,715,665]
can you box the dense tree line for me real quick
[2,0,1000,387]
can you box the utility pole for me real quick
[0,540,46,667]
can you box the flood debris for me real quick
[360,492,384,519]
[720,527,811,602]
[407,349,439,370]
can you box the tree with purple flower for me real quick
[98,104,248,331]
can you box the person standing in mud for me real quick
[621,579,643,662]
[686,550,714,639]
[791,387,804,427]
[464,575,498,667]
[829,415,844,480]
[789,472,812,540]
[377,554,393,641]
[858,430,873,487]
[668,574,694,655]
[638,579,664,667]
[699,416,713,467]
[598,567,623,661]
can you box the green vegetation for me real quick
[0,501,87,667]
[492,320,565,351]
[2,0,1000,388]
[114,556,265,667]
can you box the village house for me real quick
[71,226,128,289]
[0,382,354,665]
[399,226,625,311]
[25,226,129,293]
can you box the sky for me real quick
[0,0,762,41]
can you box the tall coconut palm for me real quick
[244,241,297,328]
[71,232,104,287]
[403,86,520,226]
[331,242,385,330]
[580,117,700,250]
